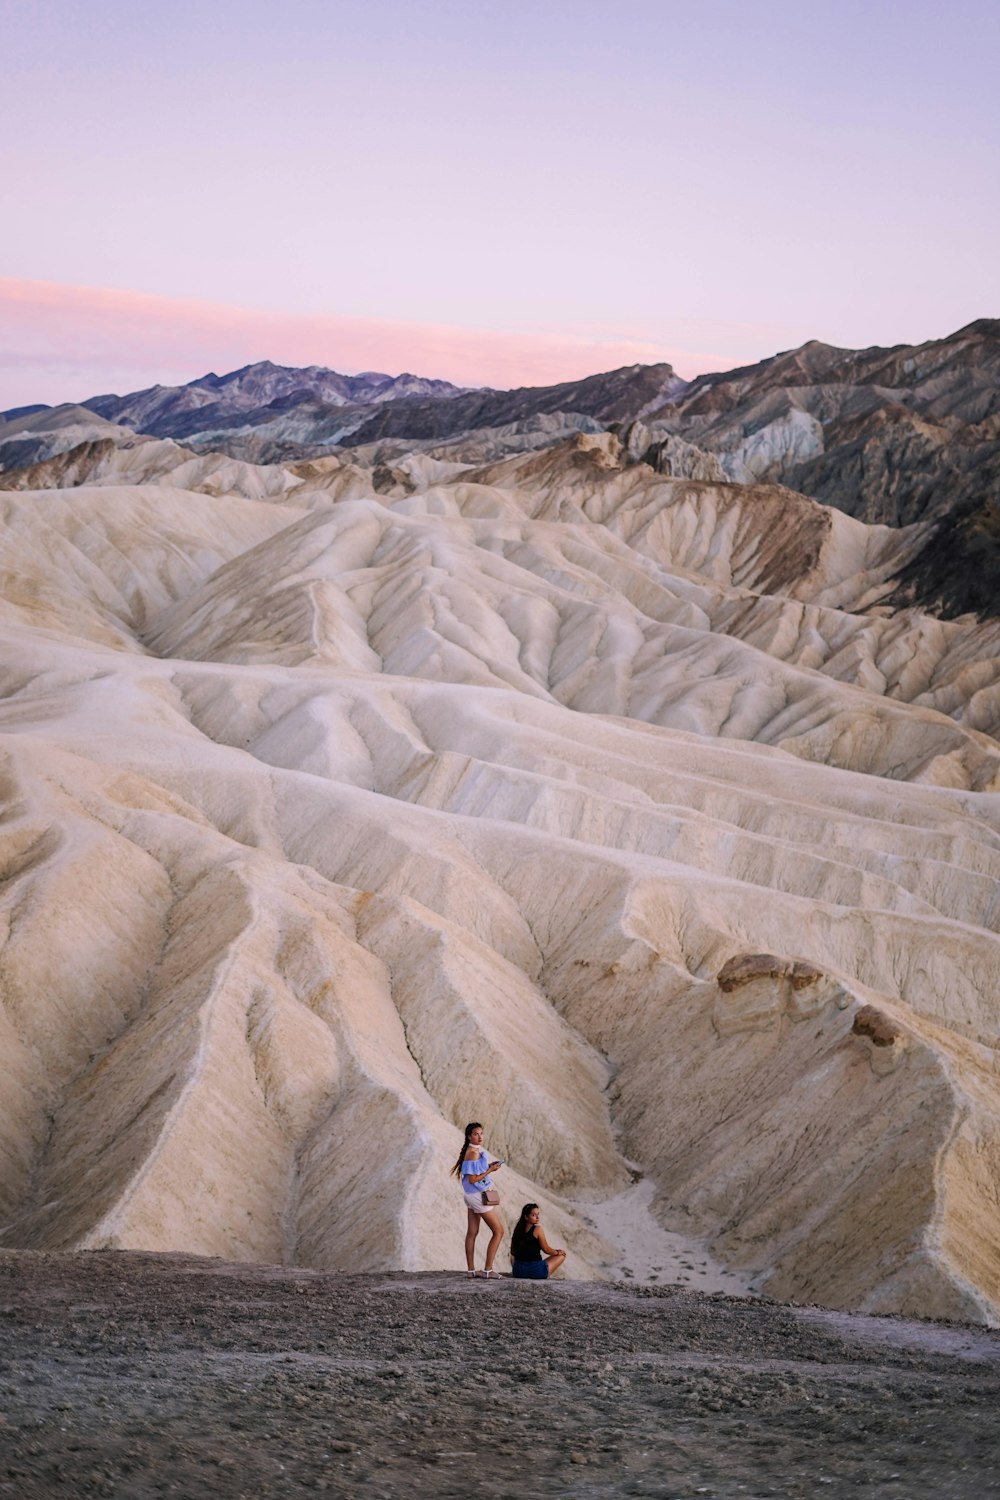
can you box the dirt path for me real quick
[569,1180,757,1295]
[1,1250,998,1498]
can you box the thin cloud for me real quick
[0,277,745,408]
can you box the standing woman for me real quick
[510,1203,566,1280]
[452,1121,504,1279]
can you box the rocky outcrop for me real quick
[717,954,824,992]
[616,420,727,481]
[651,321,1000,547]
[0,405,138,472]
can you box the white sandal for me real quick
[482,1269,501,1279]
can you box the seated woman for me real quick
[510,1203,566,1280]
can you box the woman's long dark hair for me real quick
[514,1203,538,1239]
[451,1122,484,1179]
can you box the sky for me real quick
[2,0,998,407]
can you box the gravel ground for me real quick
[1,1250,998,1499]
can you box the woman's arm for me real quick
[535,1227,565,1257]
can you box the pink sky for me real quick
[0,277,755,409]
[3,3,996,411]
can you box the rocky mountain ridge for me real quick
[3,321,998,618]
[77,359,686,457]
[0,361,687,470]
[83,359,467,428]
[650,318,1000,527]
[3,321,997,535]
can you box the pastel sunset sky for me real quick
[3,0,998,406]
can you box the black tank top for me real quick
[512,1223,542,1263]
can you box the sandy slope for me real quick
[1,435,999,1323]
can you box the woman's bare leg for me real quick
[481,1209,504,1271]
[545,1251,567,1277]
[465,1208,481,1271]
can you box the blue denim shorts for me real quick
[512,1260,549,1280]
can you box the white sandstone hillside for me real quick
[1,431,999,1323]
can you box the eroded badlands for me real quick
[1,430,999,1323]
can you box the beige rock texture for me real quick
[0,434,999,1322]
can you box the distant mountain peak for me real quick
[951,317,1000,341]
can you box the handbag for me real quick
[481,1188,500,1206]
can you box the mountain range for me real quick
[2,318,998,616]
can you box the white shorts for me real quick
[465,1196,497,1216]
